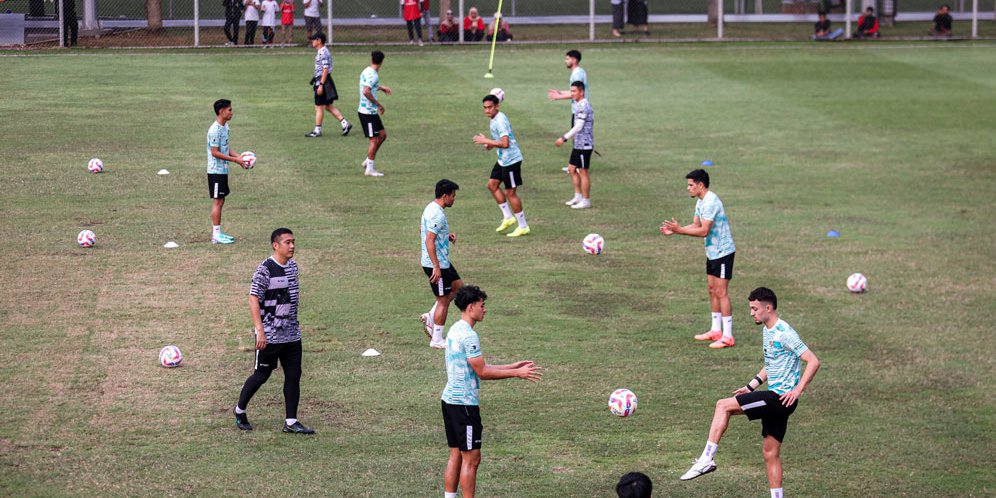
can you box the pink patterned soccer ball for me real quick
[609,388,638,417]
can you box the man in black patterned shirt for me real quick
[233,228,315,434]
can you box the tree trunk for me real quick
[440,0,451,18]
[145,0,163,32]
[708,0,720,25]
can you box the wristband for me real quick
[747,376,763,391]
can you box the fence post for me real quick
[194,0,199,46]
[458,0,464,42]
[717,0,723,39]
[845,0,852,39]
[327,0,333,44]
[589,0,595,40]
[58,0,64,47]
[971,0,978,38]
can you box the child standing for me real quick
[280,0,295,44]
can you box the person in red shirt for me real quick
[402,0,424,46]
[280,0,295,44]
[438,9,459,42]
[463,6,484,42]
[486,12,512,42]
[854,6,880,38]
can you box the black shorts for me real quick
[441,400,483,450]
[253,339,303,374]
[736,390,798,443]
[706,252,735,280]
[569,149,593,169]
[208,173,230,199]
[305,16,322,34]
[489,161,523,189]
[358,113,384,138]
[423,266,461,297]
[314,78,339,105]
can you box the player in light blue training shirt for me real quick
[357,50,392,176]
[681,287,820,498]
[661,169,738,349]
[473,94,531,238]
[206,99,250,245]
[420,179,464,349]
[439,285,542,498]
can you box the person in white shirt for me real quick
[243,0,260,45]
[303,0,323,39]
[260,0,278,45]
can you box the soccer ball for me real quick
[159,345,184,368]
[609,388,638,417]
[489,88,505,102]
[240,151,256,169]
[582,233,604,255]
[77,230,96,247]
[87,158,103,173]
[846,273,867,293]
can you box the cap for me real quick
[308,32,326,43]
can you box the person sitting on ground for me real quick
[438,9,459,42]
[929,4,953,37]
[812,11,844,40]
[854,6,880,38]
[463,7,485,41]
[486,13,513,42]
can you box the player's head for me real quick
[455,285,488,320]
[371,50,385,66]
[482,94,500,118]
[213,99,232,118]
[616,472,652,498]
[818,11,827,19]
[435,179,459,206]
[270,227,295,259]
[309,32,326,47]
[570,80,586,100]
[565,49,582,68]
[748,287,778,324]
[939,4,950,12]
[685,169,710,197]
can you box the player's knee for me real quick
[763,445,780,461]
[461,450,481,467]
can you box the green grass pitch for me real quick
[1,42,994,496]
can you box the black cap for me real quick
[309,32,326,43]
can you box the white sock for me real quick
[711,312,722,332]
[313,125,322,133]
[428,302,438,320]
[771,488,783,498]
[498,202,513,220]
[514,211,528,228]
[234,406,246,414]
[432,324,444,343]
[572,192,582,201]
[285,418,297,426]
[366,159,375,170]
[581,197,590,202]
[700,441,718,461]
[722,316,733,339]
[340,118,349,128]
[213,225,221,238]
[445,493,457,498]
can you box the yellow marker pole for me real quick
[484,0,504,78]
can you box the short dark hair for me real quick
[482,94,500,105]
[941,3,950,8]
[686,169,710,188]
[566,49,582,62]
[454,285,487,311]
[271,227,293,244]
[309,32,326,44]
[865,6,874,12]
[213,99,231,115]
[435,179,460,198]
[748,287,778,310]
[616,472,652,498]
[371,50,385,64]
[571,80,586,91]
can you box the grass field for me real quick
[1,42,995,497]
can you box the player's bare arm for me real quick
[468,356,543,382]
[248,295,267,350]
[733,368,768,395]
[425,231,441,283]
[362,86,383,114]
[380,85,393,95]
[211,145,249,168]
[780,350,820,406]
[547,89,570,100]
[664,216,710,238]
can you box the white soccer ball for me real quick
[609,388,638,417]
[159,345,184,368]
[489,88,505,102]
[240,151,256,169]
[582,233,604,255]
[87,158,103,173]
[77,229,96,247]
[847,273,867,293]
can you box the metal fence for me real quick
[0,0,993,48]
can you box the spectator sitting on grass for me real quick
[486,13,513,42]
[853,6,880,38]
[929,4,953,37]
[438,9,459,42]
[812,11,844,40]
[463,7,485,41]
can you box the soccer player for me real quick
[547,49,588,172]
[306,32,352,138]
[440,285,542,498]
[661,169,737,348]
[358,50,393,177]
[681,287,821,498]
[473,95,531,238]
[616,472,653,498]
[420,179,463,349]
[233,228,316,434]
[555,81,594,209]
[206,99,251,245]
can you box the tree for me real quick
[145,0,162,32]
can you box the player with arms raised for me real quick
[547,49,587,172]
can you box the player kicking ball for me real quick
[681,287,820,498]
[554,81,594,209]
[473,94,530,237]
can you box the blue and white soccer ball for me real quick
[609,388,638,417]
[159,345,184,368]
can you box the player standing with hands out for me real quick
[473,94,531,238]
[440,285,542,498]
[681,287,820,498]
[358,50,392,177]
[547,50,588,172]
[555,81,594,209]
[661,169,737,348]
[420,179,463,349]
[206,99,251,245]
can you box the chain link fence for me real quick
[0,0,993,48]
